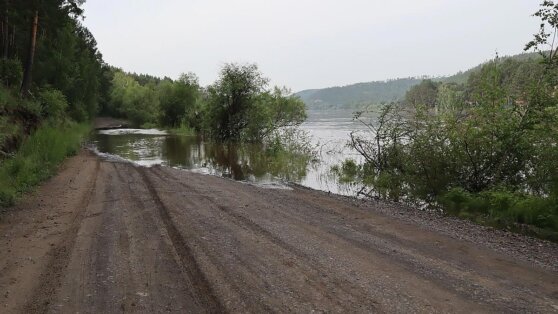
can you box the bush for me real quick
[0,59,22,88]
[204,63,306,142]
[38,87,68,121]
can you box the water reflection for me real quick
[92,110,374,195]
[93,132,311,185]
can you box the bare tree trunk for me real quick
[20,10,38,97]
[2,0,10,59]
[11,25,14,55]
[3,12,8,59]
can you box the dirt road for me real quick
[0,151,557,313]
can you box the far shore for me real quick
[93,116,131,130]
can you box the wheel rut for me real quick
[135,166,226,313]
[150,168,372,310]
[24,158,100,313]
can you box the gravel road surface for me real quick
[0,151,556,313]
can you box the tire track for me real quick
[24,158,100,313]
[113,163,218,312]
[149,167,389,310]
[154,166,554,313]
[84,163,134,312]
[147,167,285,312]
[135,166,226,313]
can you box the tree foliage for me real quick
[105,63,306,142]
[109,71,159,127]
[525,0,558,64]
[404,79,440,107]
[0,0,108,159]
[204,63,269,140]
[343,1,558,239]
[203,63,306,142]
[158,73,200,128]
[0,0,105,122]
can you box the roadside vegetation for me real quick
[0,122,89,206]
[0,1,107,207]
[334,2,558,240]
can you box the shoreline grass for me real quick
[0,122,91,207]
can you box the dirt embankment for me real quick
[0,150,557,313]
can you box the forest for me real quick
[296,77,425,110]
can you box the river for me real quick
[92,110,370,196]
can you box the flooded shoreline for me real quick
[90,110,370,195]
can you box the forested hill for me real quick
[297,52,542,110]
[296,78,424,110]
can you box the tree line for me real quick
[0,0,109,154]
[104,63,307,142]
[0,0,110,206]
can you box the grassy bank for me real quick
[440,189,558,241]
[166,122,196,136]
[0,122,91,207]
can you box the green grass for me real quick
[0,122,91,207]
[440,188,558,241]
[167,123,196,136]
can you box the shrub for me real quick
[204,64,306,142]
[38,87,68,121]
[0,59,22,88]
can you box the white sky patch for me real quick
[82,0,541,91]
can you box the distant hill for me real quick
[296,51,542,110]
[296,78,424,110]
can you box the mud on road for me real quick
[0,150,557,313]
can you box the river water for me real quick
[92,110,371,196]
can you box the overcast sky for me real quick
[82,0,541,91]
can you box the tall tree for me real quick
[19,9,37,97]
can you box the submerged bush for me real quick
[203,64,306,142]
